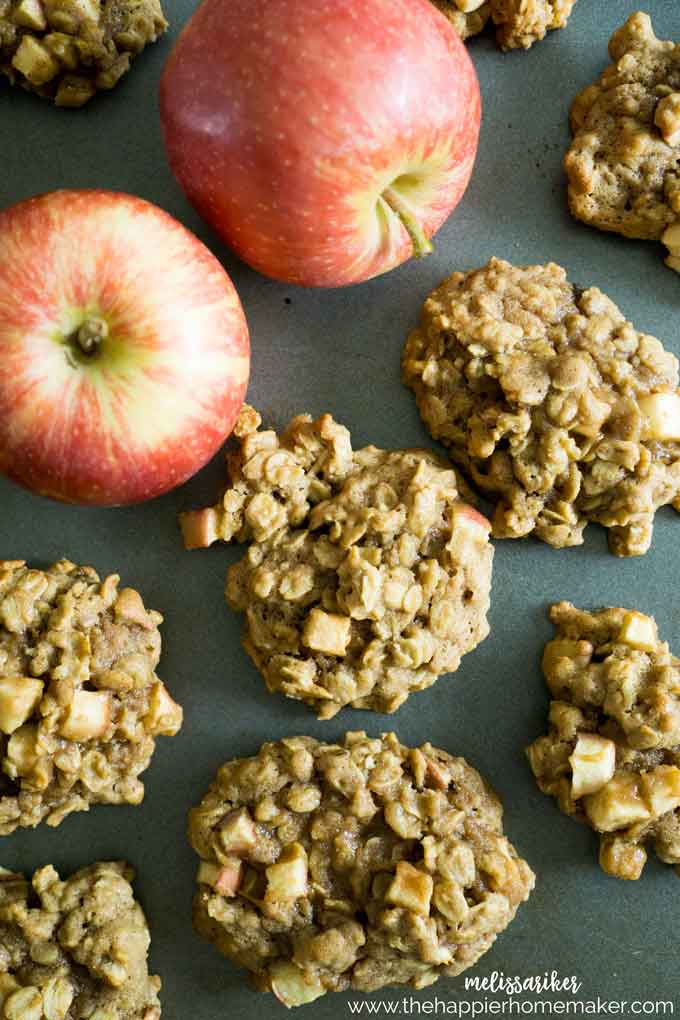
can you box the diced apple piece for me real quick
[583,773,651,832]
[6,724,39,776]
[269,960,325,1008]
[302,608,351,657]
[62,0,100,23]
[11,36,59,85]
[11,0,46,30]
[569,734,616,799]
[180,508,221,550]
[618,611,657,652]
[450,504,491,536]
[197,857,243,897]
[214,859,244,896]
[385,861,433,916]
[60,690,110,741]
[638,392,680,441]
[144,682,183,736]
[425,759,451,790]
[454,0,486,11]
[447,504,491,557]
[114,588,154,630]
[0,677,43,734]
[640,765,680,817]
[219,807,257,854]
[265,842,308,901]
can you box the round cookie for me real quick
[189,731,535,1005]
[0,0,167,106]
[403,257,680,556]
[0,861,161,1018]
[180,407,493,718]
[564,12,680,274]
[0,559,182,834]
[527,602,680,880]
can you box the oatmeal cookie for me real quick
[527,602,680,880]
[432,0,576,50]
[564,12,680,275]
[0,0,167,106]
[190,731,535,1006]
[0,559,182,835]
[0,860,161,1018]
[402,257,680,556]
[180,407,493,718]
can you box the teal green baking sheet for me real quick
[1,1,679,1017]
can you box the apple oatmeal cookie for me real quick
[0,559,182,835]
[527,602,680,880]
[180,406,493,718]
[402,257,680,556]
[189,731,535,1006]
[0,860,161,1018]
[0,0,167,106]
[564,12,680,275]
[431,0,576,50]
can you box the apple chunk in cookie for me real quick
[564,12,680,275]
[189,732,534,1005]
[527,602,680,880]
[403,257,680,556]
[180,406,493,718]
[0,559,182,835]
[0,861,162,1017]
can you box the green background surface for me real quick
[1,1,679,1016]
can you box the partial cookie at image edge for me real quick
[527,601,680,880]
[564,11,680,274]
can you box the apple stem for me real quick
[75,318,109,356]
[381,187,432,258]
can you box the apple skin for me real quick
[159,0,480,288]
[0,190,250,506]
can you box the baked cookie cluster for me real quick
[181,406,493,718]
[431,0,576,50]
[527,602,680,880]
[0,861,161,1018]
[0,0,166,105]
[190,731,534,1005]
[403,257,680,557]
[0,559,182,834]
[565,12,680,274]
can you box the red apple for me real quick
[0,190,250,506]
[159,0,480,288]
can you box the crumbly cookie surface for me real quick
[564,12,680,273]
[180,407,493,718]
[0,0,166,106]
[432,0,576,50]
[0,559,182,835]
[0,861,161,1018]
[527,602,680,881]
[402,257,680,557]
[190,731,534,1005]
